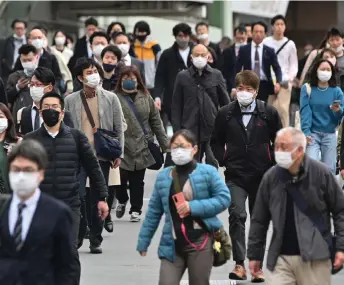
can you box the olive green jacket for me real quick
[118,91,169,171]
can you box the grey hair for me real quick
[276,127,307,151]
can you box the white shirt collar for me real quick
[252,42,263,48]
[12,188,41,208]
[123,53,131,64]
[44,124,59,138]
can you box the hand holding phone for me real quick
[172,193,190,218]
[331,100,341,112]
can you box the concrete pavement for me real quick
[79,169,344,285]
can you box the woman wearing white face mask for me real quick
[0,103,21,194]
[300,59,344,174]
[50,30,74,64]
[137,129,231,285]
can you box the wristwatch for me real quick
[99,197,107,202]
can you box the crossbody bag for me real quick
[171,168,231,267]
[80,91,122,161]
[280,169,342,275]
[123,96,164,170]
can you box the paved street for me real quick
[80,169,344,285]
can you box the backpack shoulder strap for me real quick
[276,39,290,55]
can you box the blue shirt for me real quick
[300,85,344,136]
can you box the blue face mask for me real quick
[122,79,137,91]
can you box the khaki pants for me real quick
[266,255,331,285]
[268,84,292,128]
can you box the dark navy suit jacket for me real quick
[235,43,282,84]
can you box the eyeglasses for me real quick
[41,104,61,111]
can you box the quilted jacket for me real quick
[137,163,231,262]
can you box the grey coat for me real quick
[64,88,124,157]
[117,91,169,171]
[247,156,344,271]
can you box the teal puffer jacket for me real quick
[136,163,231,262]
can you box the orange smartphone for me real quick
[172,193,186,218]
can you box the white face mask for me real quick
[275,148,298,169]
[237,91,255,106]
[9,172,40,197]
[30,86,45,102]
[197,34,209,41]
[85,73,101,88]
[117,43,130,57]
[335,46,343,53]
[171,148,194,166]
[67,43,73,50]
[0,118,8,133]
[21,61,37,71]
[31,38,44,49]
[235,42,245,48]
[317,70,332,82]
[192,56,208,69]
[93,44,105,57]
[55,36,66,46]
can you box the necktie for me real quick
[254,45,261,79]
[33,107,40,130]
[14,202,26,252]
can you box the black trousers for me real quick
[70,207,81,284]
[195,141,218,168]
[81,161,111,246]
[107,185,118,218]
[116,168,146,215]
[257,80,274,103]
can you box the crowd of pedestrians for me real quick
[0,14,344,285]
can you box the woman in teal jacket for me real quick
[137,129,231,285]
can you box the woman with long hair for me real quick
[114,65,169,222]
[0,103,21,194]
[300,59,344,173]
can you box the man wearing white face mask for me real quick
[0,140,79,285]
[65,57,124,253]
[17,67,74,135]
[211,70,282,282]
[112,32,145,84]
[248,127,344,285]
[172,44,230,168]
[12,28,63,94]
[7,44,38,123]
[89,31,109,64]
[195,21,218,52]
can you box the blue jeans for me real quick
[306,131,337,174]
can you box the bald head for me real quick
[191,44,209,57]
[29,29,44,40]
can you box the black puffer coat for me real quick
[24,123,107,208]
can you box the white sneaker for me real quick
[130,212,141,222]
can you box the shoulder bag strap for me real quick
[80,90,96,131]
[171,168,182,193]
[285,180,333,248]
[123,95,148,137]
[276,39,290,55]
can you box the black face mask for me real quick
[42,109,60,127]
[136,35,147,42]
[103,63,116,73]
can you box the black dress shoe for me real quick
[104,217,113,233]
[90,244,102,254]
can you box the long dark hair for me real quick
[309,59,337,87]
[0,103,17,143]
[115,65,149,95]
